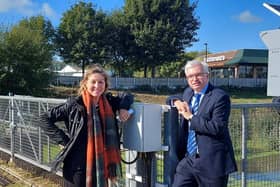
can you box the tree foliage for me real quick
[56,2,107,75]
[124,0,199,77]
[0,16,54,95]
[104,10,137,77]
[158,51,200,77]
[55,0,200,78]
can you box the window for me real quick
[255,66,267,78]
[239,66,253,78]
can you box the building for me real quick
[55,64,82,77]
[198,49,268,79]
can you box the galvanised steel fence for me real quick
[54,76,267,89]
[0,95,279,187]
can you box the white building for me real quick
[56,64,82,77]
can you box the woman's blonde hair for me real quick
[78,64,110,95]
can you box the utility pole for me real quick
[204,42,208,63]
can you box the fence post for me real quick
[38,102,43,164]
[116,77,118,89]
[167,78,170,88]
[9,93,16,163]
[163,107,179,186]
[241,107,248,187]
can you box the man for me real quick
[167,60,237,187]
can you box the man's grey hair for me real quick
[184,60,209,74]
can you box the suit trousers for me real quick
[172,155,228,187]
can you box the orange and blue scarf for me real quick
[82,90,121,187]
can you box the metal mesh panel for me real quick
[245,106,280,187]
[229,108,243,187]
[0,98,12,152]
[228,104,280,187]
[0,123,11,151]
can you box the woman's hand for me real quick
[118,109,131,122]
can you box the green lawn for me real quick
[226,87,273,104]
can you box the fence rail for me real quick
[0,95,279,187]
[54,76,267,88]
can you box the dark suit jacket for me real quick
[167,83,237,178]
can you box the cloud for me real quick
[0,0,34,15]
[41,3,58,19]
[0,0,58,20]
[234,10,262,23]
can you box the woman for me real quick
[40,64,134,187]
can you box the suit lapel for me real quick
[184,88,194,105]
[197,84,213,115]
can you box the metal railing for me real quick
[0,95,279,187]
[54,76,267,89]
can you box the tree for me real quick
[0,16,54,95]
[19,16,55,47]
[105,10,136,76]
[124,0,200,77]
[158,51,199,77]
[0,28,7,92]
[56,2,107,75]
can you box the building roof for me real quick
[57,64,82,73]
[225,49,268,66]
[206,50,238,68]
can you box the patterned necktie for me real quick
[187,93,201,156]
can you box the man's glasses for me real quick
[186,73,208,80]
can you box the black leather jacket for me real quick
[39,92,134,172]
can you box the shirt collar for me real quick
[195,83,209,95]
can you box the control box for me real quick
[122,103,162,152]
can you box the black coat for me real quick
[39,92,134,176]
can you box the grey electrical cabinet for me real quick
[260,29,280,96]
[122,103,162,152]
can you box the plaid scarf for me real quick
[82,90,121,187]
